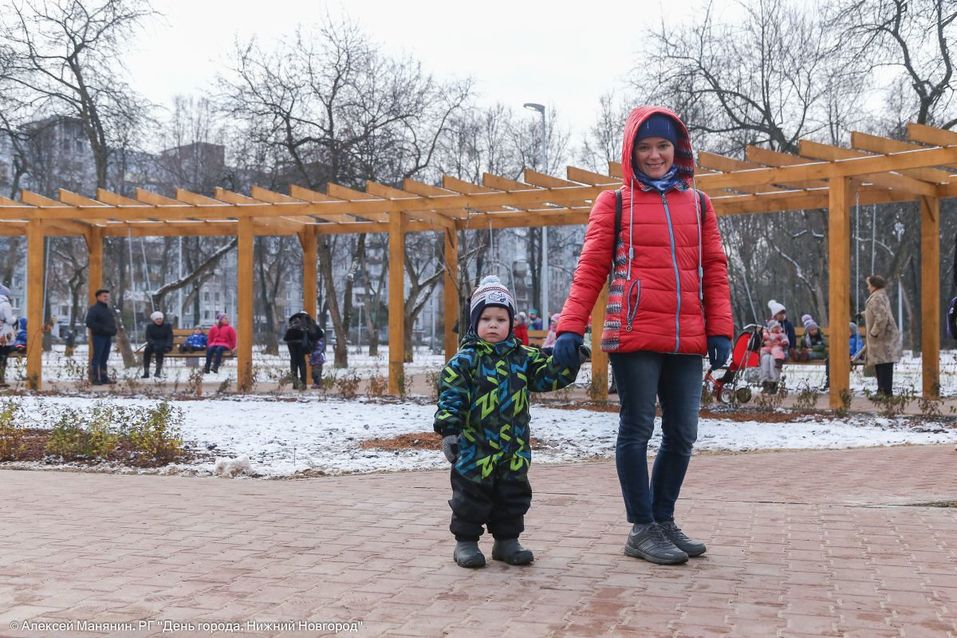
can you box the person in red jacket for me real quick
[513,311,530,346]
[552,106,733,565]
[205,314,237,374]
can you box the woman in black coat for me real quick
[143,311,173,378]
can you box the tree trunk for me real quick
[113,313,137,368]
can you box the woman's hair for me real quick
[867,275,886,289]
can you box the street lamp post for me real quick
[523,102,547,322]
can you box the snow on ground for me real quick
[9,394,957,479]
[11,346,957,398]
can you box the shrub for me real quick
[336,370,361,399]
[367,369,388,397]
[46,404,119,460]
[126,401,184,466]
[0,398,24,460]
[794,384,819,411]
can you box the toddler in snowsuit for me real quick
[434,276,584,568]
[309,330,325,389]
[759,319,789,392]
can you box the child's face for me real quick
[771,325,782,333]
[477,307,510,343]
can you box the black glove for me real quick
[553,332,583,369]
[441,435,459,463]
[578,344,592,364]
[707,335,732,369]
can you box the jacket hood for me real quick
[621,105,695,187]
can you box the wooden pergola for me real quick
[3,122,957,407]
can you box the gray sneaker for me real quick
[624,523,689,565]
[658,520,707,557]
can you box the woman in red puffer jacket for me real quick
[552,106,733,566]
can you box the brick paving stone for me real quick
[2,444,956,636]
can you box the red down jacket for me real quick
[556,105,733,355]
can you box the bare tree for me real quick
[2,0,154,189]
[832,0,957,129]
[218,18,470,367]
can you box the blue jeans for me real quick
[90,335,112,383]
[205,345,228,371]
[611,351,702,524]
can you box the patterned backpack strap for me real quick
[610,189,623,283]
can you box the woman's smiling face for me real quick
[633,136,675,179]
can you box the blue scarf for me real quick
[635,165,681,193]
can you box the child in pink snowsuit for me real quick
[761,320,789,361]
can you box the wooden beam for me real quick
[237,217,254,392]
[697,152,786,193]
[0,195,27,207]
[828,178,852,409]
[523,169,577,188]
[214,188,259,204]
[175,188,226,206]
[0,222,26,235]
[58,189,108,208]
[300,226,318,319]
[701,144,957,191]
[744,146,833,189]
[21,190,66,207]
[285,185,356,224]
[920,195,941,398]
[26,219,44,390]
[443,226,459,362]
[850,132,957,178]
[95,188,143,206]
[104,222,242,237]
[798,140,938,197]
[325,184,390,223]
[135,188,185,207]
[364,181,454,230]
[388,211,407,395]
[85,225,103,374]
[566,166,618,186]
[482,172,529,191]
[907,122,957,147]
[590,282,609,402]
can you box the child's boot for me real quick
[491,538,534,565]
[453,540,485,568]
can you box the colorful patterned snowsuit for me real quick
[434,334,579,540]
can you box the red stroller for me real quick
[703,324,763,404]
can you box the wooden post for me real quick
[299,227,318,318]
[299,226,318,384]
[388,211,406,395]
[920,195,940,398]
[828,177,852,409]
[443,227,459,362]
[590,282,609,402]
[26,219,45,390]
[237,217,254,391]
[85,227,103,371]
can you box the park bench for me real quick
[527,329,548,347]
[135,328,233,359]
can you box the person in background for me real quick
[142,311,173,379]
[84,289,117,385]
[0,285,16,388]
[542,313,560,348]
[528,309,544,331]
[310,327,326,389]
[205,314,237,374]
[553,106,733,566]
[863,275,901,397]
[759,319,789,393]
[513,311,530,346]
[767,300,796,360]
[283,311,321,389]
[180,327,207,353]
[799,313,829,389]
[849,321,864,359]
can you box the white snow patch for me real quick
[7,394,956,478]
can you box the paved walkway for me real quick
[1,445,956,637]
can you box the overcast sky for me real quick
[125,0,691,141]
